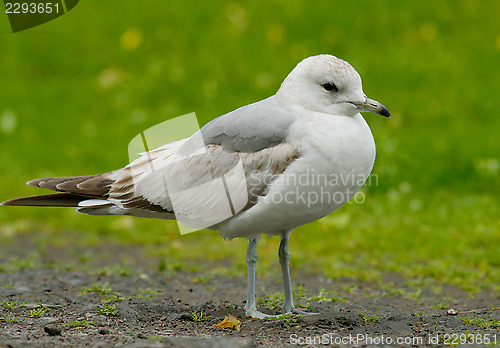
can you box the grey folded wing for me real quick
[2,95,302,228]
[106,95,301,226]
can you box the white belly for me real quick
[218,113,375,240]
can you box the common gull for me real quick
[2,54,390,319]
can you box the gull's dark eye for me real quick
[322,82,338,92]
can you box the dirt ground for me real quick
[1,243,499,348]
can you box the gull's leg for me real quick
[245,238,282,319]
[279,230,294,312]
[245,238,259,316]
[279,230,319,316]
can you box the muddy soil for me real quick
[1,243,499,347]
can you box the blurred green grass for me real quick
[0,1,498,290]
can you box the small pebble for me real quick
[447,309,458,316]
[99,328,110,335]
[179,313,192,320]
[44,326,62,336]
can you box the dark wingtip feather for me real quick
[26,178,45,187]
[0,193,85,207]
[1,197,26,206]
[26,175,111,196]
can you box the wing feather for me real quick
[3,94,301,226]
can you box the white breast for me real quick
[218,113,375,240]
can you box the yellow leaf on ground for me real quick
[215,315,241,331]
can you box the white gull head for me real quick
[277,54,390,118]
